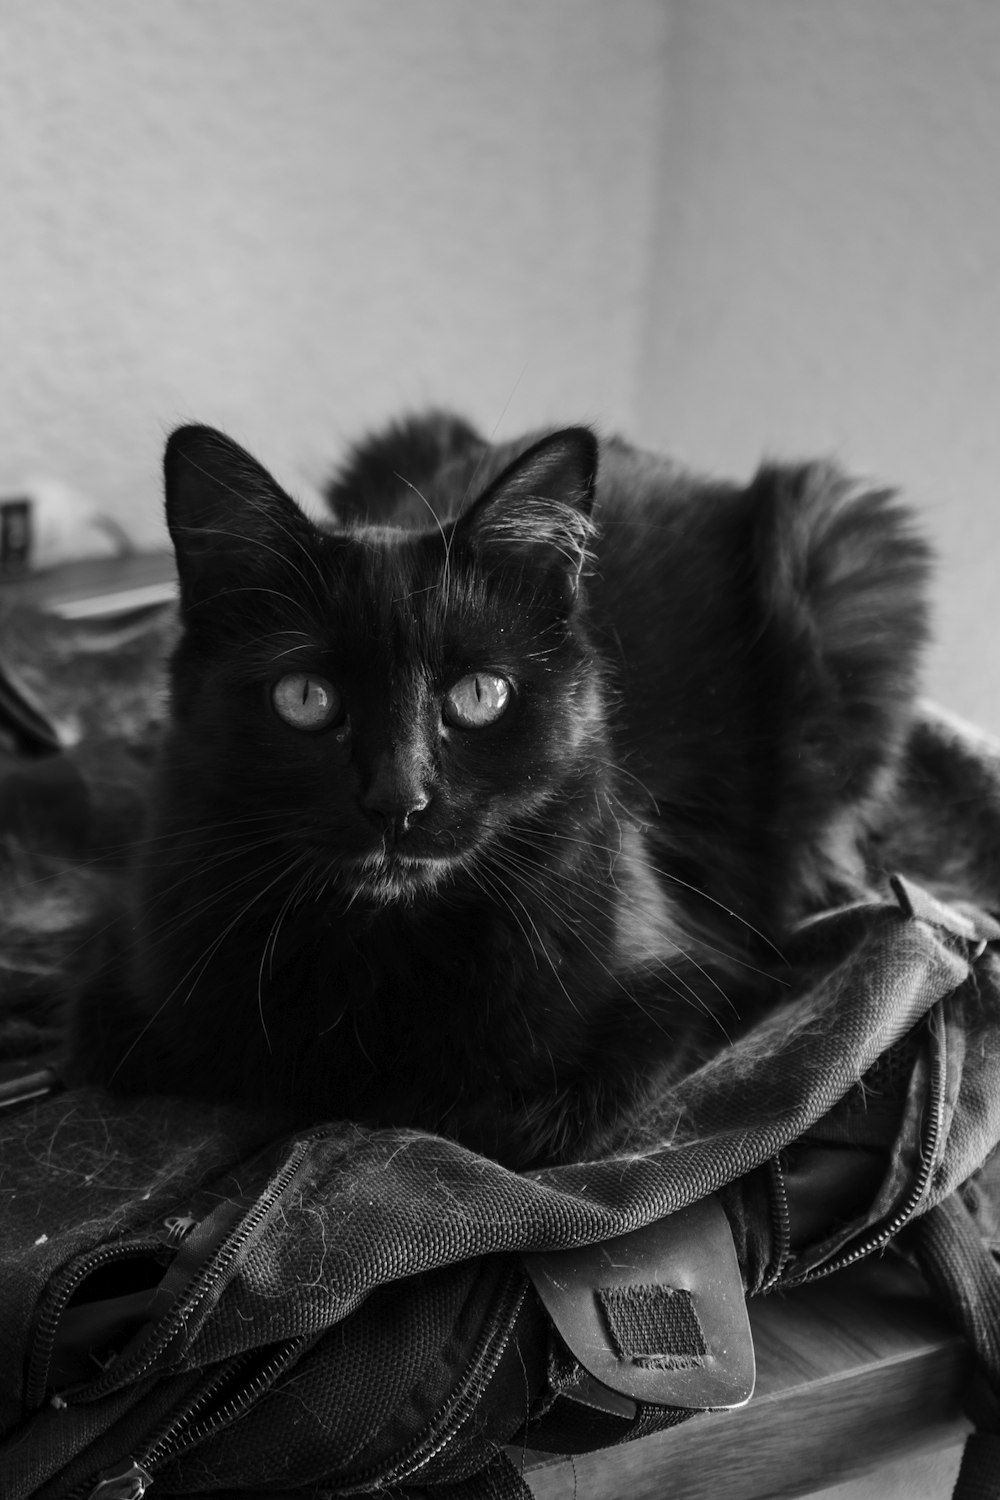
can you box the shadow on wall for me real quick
[637,0,1000,734]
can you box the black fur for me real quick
[70,416,931,1167]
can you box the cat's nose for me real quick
[361,755,430,841]
[363,794,430,843]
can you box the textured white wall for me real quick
[3,0,999,734]
[0,0,668,543]
[639,0,1000,730]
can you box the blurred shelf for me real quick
[0,552,176,620]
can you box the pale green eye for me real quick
[272,672,341,731]
[443,672,511,729]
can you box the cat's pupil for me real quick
[444,672,510,729]
[272,672,341,731]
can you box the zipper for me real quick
[781,1016,947,1288]
[71,1339,308,1500]
[74,1228,511,1499]
[160,1215,198,1247]
[26,1236,168,1411]
[84,1461,152,1500]
[760,1154,791,1293]
[136,1342,303,1465]
[29,1215,198,1409]
[138,1339,306,1467]
[59,1128,333,1406]
[29,1127,330,1413]
[338,1258,528,1494]
[58,1143,518,1500]
[85,1464,150,1500]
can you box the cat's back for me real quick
[588,438,744,598]
[578,438,758,715]
[325,415,927,732]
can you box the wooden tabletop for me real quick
[522,1257,971,1499]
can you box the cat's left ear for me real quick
[164,425,319,609]
[455,428,598,603]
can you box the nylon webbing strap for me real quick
[598,1284,708,1369]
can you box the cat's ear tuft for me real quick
[456,427,599,601]
[164,425,318,609]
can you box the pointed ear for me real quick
[455,427,598,601]
[164,425,318,609]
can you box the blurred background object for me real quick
[0,477,128,577]
[0,0,997,733]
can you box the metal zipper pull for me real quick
[160,1214,198,1247]
[87,1460,153,1499]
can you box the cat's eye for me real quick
[272,673,342,731]
[443,672,511,729]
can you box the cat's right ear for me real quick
[455,427,599,603]
[164,425,317,609]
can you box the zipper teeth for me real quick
[73,1270,525,1500]
[65,1345,307,1500]
[342,1261,528,1493]
[139,1339,306,1471]
[26,1237,165,1411]
[403,1289,525,1480]
[783,1032,946,1288]
[62,1127,333,1405]
[135,1364,250,1474]
[761,1155,791,1293]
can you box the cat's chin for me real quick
[343,850,460,906]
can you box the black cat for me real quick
[71,415,930,1167]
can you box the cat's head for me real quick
[160,422,603,904]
